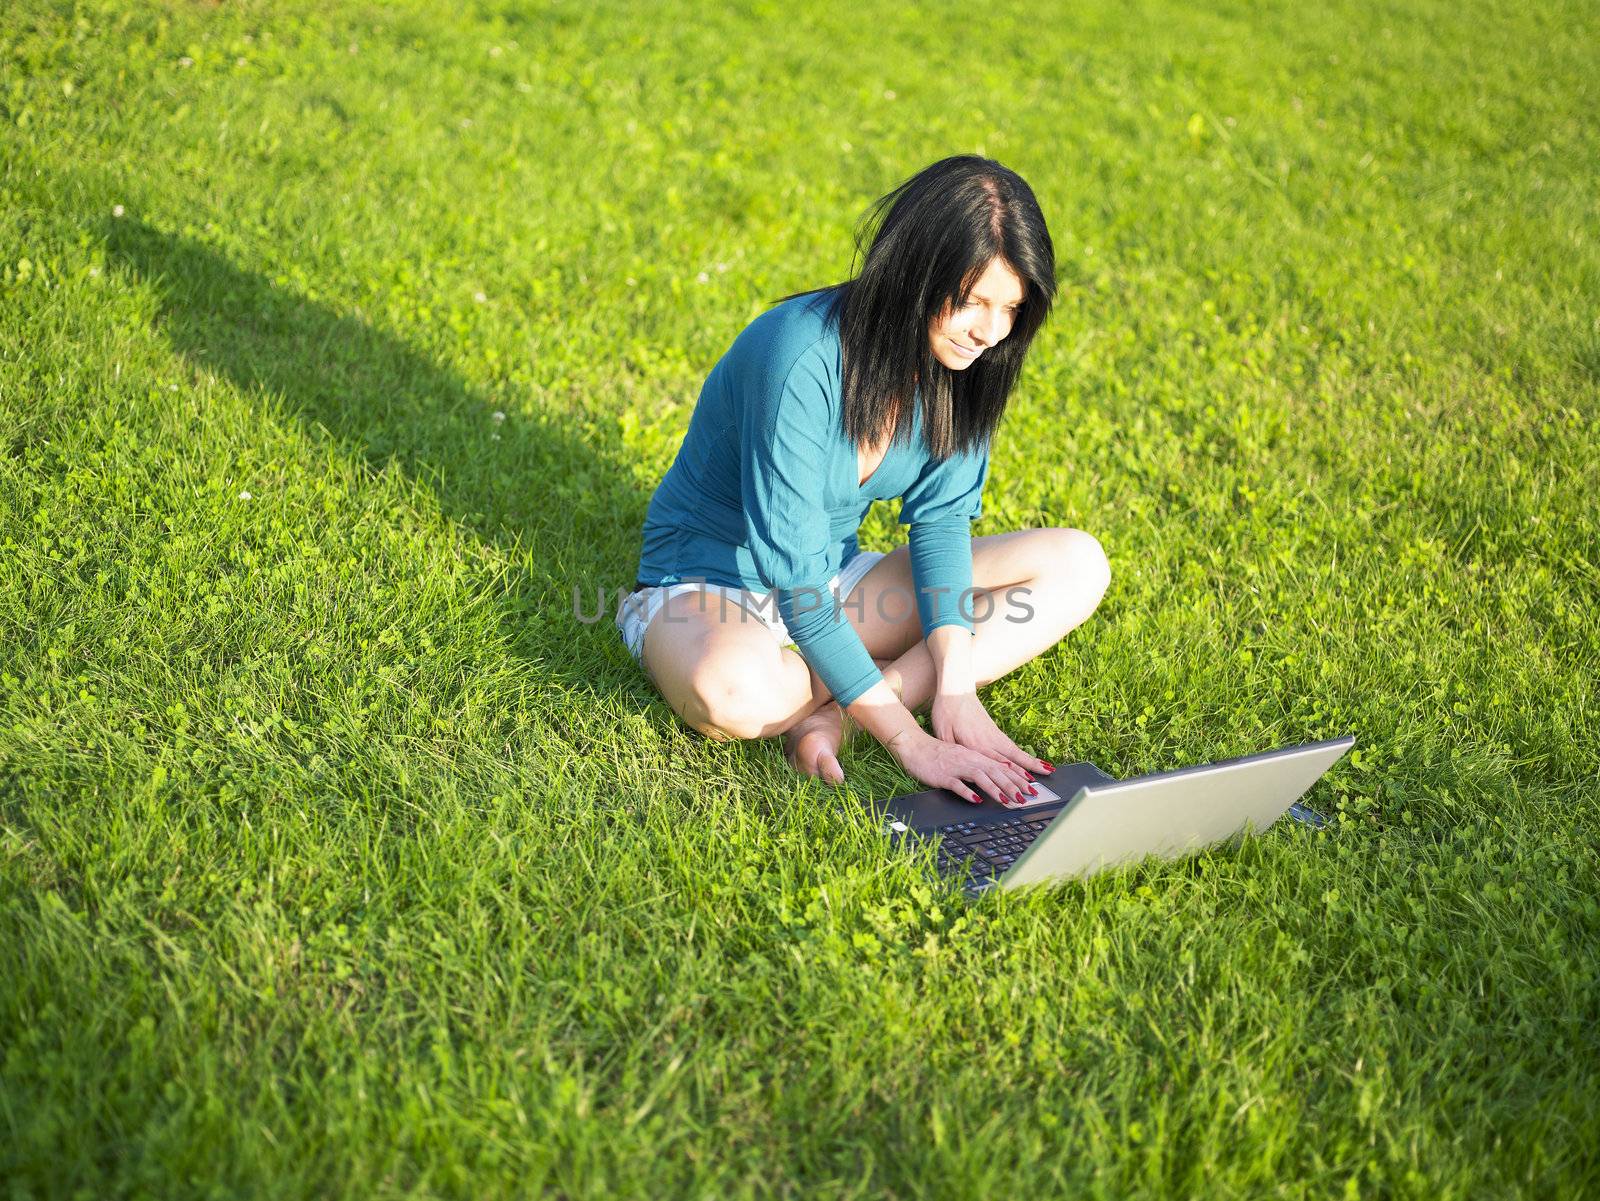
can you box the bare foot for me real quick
[782,701,856,785]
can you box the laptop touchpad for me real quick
[1012,780,1065,808]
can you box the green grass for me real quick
[2,0,1598,1195]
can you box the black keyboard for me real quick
[929,814,1055,881]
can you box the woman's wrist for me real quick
[927,625,976,695]
[843,677,922,752]
[884,725,924,757]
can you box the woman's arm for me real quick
[740,337,886,709]
[847,669,1034,806]
[891,439,1037,796]
[843,678,922,751]
[899,444,990,668]
[926,624,975,696]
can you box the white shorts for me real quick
[615,550,888,672]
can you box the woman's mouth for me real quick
[949,341,982,359]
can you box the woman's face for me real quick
[928,257,1027,371]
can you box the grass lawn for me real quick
[3,0,1597,1195]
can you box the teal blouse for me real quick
[632,288,990,708]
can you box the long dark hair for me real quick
[776,155,1056,461]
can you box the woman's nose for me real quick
[972,310,1006,347]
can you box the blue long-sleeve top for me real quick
[632,288,990,708]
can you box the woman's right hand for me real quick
[887,728,1033,808]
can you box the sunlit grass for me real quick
[2,0,1597,1196]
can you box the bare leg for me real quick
[880,568,1105,713]
[777,529,1111,779]
[785,564,1103,781]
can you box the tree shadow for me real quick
[102,218,658,710]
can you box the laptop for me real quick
[868,736,1356,897]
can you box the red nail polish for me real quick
[1025,771,1035,782]
[968,792,981,804]
[1027,786,1037,796]
[1040,761,1055,772]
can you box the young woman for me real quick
[616,155,1111,805]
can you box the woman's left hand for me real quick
[928,690,1041,804]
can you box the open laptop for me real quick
[867,736,1355,897]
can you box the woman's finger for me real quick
[952,743,1005,795]
[961,763,1008,807]
[975,745,1015,773]
[989,736,1036,776]
[973,740,1021,772]
[981,765,1022,807]
[960,754,1024,802]
[944,757,986,804]
[955,775,989,806]
[1000,751,1043,794]
[958,746,1025,805]
[982,751,1029,798]
[997,739,1029,770]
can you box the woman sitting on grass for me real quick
[616,155,1110,804]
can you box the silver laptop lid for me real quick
[999,736,1355,888]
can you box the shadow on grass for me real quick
[102,218,660,712]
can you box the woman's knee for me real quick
[684,653,788,741]
[1048,527,1111,600]
[1022,528,1109,632]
